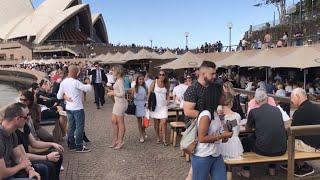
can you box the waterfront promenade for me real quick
[51,92,320,180]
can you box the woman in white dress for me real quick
[220,92,244,160]
[148,70,169,146]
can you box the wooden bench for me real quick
[169,122,186,147]
[225,125,320,180]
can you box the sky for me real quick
[32,0,285,49]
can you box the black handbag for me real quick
[126,100,136,115]
[148,92,157,111]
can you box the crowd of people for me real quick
[1,59,320,179]
[241,30,308,51]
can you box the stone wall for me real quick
[0,68,45,114]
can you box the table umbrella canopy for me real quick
[271,46,320,69]
[160,51,203,69]
[132,49,161,60]
[159,50,179,60]
[215,50,259,67]
[121,51,135,62]
[237,47,296,67]
[104,52,125,64]
[197,52,234,63]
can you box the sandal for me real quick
[156,139,161,144]
[163,141,169,146]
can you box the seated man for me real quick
[239,89,287,178]
[20,90,59,142]
[289,88,320,177]
[0,103,40,180]
[247,94,276,115]
[16,118,64,180]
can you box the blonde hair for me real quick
[277,84,284,90]
[222,92,234,107]
[223,82,235,96]
[112,65,124,78]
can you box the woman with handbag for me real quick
[191,97,233,180]
[132,74,148,143]
[148,70,170,146]
[107,65,128,149]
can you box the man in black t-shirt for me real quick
[183,61,222,179]
[290,88,320,177]
[239,89,287,178]
[183,61,221,126]
[0,103,40,179]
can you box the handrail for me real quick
[287,125,320,180]
[234,88,291,103]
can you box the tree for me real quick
[255,0,287,24]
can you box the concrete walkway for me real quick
[53,93,320,180]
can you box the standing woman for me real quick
[133,74,148,142]
[149,70,169,146]
[107,65,128,149]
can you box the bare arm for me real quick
[29,134,64,152]
[198,116,232,143]
[183,101,199,118]
[12,146,34,174]
[0,158,25,179]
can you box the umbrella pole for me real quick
[304,69,307,90]
[265,67,268,84]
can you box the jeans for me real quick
[67,109,85,149]
[191,155,227,180]
[33,163,49,180]
[32,155,63,180]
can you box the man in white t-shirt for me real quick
[57,65,92,153]
[106,71,115,87]
[172,76,189,108]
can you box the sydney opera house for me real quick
[0,0,109,61]
[0,0,108,44]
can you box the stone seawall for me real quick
[0,68,46,114]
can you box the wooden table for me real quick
[168,106,183,122]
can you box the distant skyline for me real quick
[32,0,285,49]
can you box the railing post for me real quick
[287,128,295,180]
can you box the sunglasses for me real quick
[159,74,165,76]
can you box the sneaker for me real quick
[76,146,91,153]
[294,163,314,177]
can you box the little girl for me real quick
[220,92,244,160]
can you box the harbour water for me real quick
[0,83,18,108]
